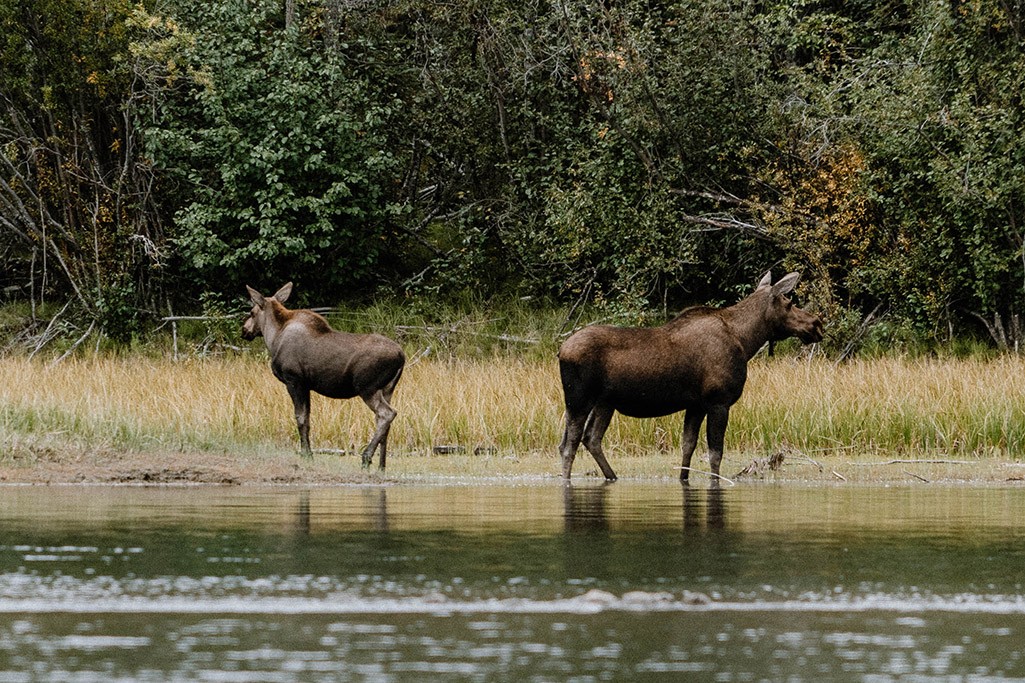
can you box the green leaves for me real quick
[8,0,1025,351]
[132,0,397,296]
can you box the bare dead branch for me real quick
[678,214,773,242]
[846,459,976,466]
[50,319,96,366]
[903,469,931,483]
[676,466,736,485]
[27,300,72,359]
[835,303,885,364]
[669,187,748,206]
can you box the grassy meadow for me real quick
[2,349,1025,482]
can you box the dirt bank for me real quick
[2,438,1025,485]
[0,441,382,485]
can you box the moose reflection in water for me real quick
[563,484,611,534]
[242,283,405,469]
[683,483,725,532]
[562,483,726,535]
[558,271,823,482]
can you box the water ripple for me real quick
[2,585,1025,615]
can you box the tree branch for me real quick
[678,214,773,242]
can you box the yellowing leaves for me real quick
[761,144,876,313]
[575,50,631,103]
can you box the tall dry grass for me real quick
[734,356,1025,457]
[2,354,1025,469]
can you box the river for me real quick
[1,482,1024,680]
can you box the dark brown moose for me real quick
[242,283,405,469]
[558,271,823,482]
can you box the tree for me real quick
[130,0,399,299]
[0,0,162,340]
[832,0,1025,342]
[369,1,786,310]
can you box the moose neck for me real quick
[721,290,774,360]
[260,300,292,352]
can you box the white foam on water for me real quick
[2,590,1025,616]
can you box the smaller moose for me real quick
[242,283,405,469]
[558,271,823,482]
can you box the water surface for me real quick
[1,482,1024,680]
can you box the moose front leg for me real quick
[705,404,730,478]
[285,384,312,458]
[679,409,706,482]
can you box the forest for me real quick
[2,0,1025,354]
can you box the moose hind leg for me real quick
[286,384,313,458]
[679,409,706,482]
[559,408,590,480]
[581,405,617,482]
[361,390,397,470]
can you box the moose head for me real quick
[756,271,824,345]
[242,282,293,341]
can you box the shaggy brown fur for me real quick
[243,283,405,469]
[558,271,824,481]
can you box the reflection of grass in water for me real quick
[1,355,1023,480]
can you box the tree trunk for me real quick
[285,0,296,29]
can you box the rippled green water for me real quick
[1,482,1024,680]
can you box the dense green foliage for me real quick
[2,0,1025,352]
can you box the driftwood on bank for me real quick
[676,467,736,485]
[845,459,976,466]
[733,450,786,479]
[733,446,827,480]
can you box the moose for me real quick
[242,283,405,469]
[558,271,824,482]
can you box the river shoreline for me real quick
[2,441,1023,485]
[0,443,376,486]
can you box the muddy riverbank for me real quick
[2,438,1024,485]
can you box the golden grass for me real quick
[1,353,1024,482]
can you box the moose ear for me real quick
[771,272,801,297]
[273,282,293,303]
[757,271,773,289]
[246,285,265,307]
